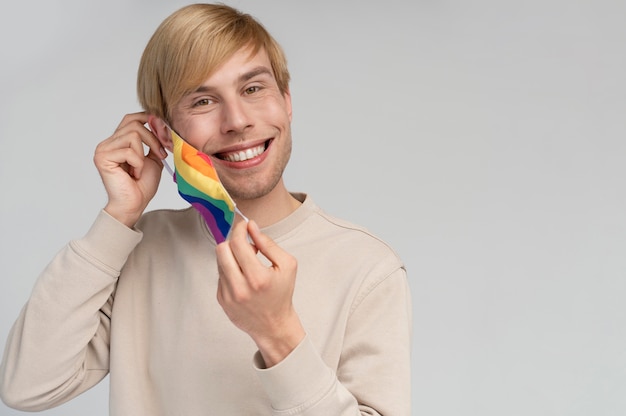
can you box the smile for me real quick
[218,141,268,162]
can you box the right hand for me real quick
[93,112,167,227]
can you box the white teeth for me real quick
[223,143,265,162]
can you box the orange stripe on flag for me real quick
[180,140,220,182]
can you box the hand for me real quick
[216,220,306,367]
[93,112,167,227]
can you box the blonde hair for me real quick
[137,3,290,121]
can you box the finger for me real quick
[121,120,167,160]
[113,114,167,160]
[227,220,260,270]
[114,112,148,131]
[215,239,246,293]
[137,122,168,160]
[98,129,163,179]
[246,220,283,267]
[98,123,148,153]
[96,147,146,178]
[96,129,146,165]
[127,133,148,177]
[145,147,165,167]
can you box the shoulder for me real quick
[135,207,204,241]
[310,203,401,261]
[295,199,408,311]
[292,196,406,280]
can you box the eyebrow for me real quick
[191,66,273,95]
[240,66,273,82]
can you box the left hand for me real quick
[216,220,305,367]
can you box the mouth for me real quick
[216,140,270,162]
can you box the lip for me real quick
[214,139,272,168]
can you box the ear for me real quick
[147,115,173,151]
[283,89,293,122]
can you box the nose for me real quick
[220,98,252,135]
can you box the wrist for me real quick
[254,318,306,368]
[104,204,140,228]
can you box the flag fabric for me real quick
[170,129,236,243]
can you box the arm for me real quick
[216,220,305,367]
[255,269,411,416]
[217,221,412,415]
[0,211,143,410]
[0,112,166,410]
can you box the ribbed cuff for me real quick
[254,335,335,412]
[71,210,143,273]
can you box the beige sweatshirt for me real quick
[0,194,412,415]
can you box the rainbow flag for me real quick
[170,130,236,243]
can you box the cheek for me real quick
[253,91,290,117]
[260,98,292,126]
[175,118,218,149]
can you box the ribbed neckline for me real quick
[196,192,315,244]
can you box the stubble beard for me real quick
[222,137,292,202]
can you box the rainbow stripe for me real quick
[171,130,235,243]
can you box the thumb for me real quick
[246,220,282,266]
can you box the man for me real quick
[0,4,411,415]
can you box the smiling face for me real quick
[167,47,293,202]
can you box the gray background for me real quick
[1,0,625,415]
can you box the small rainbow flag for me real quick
[168,130,237,243]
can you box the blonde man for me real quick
[0,4,411,415]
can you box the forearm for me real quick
[255,335,362,415]
[1,292,113,411]
[255,269,412,416]
[0,210,142,410]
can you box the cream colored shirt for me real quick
[0,194,412,415]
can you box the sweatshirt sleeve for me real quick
[254,267,412,416]
[0,210,143,411]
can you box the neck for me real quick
[234,180,301,228]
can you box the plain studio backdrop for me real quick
[1,0,625,415]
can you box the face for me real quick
[167,47,293,202]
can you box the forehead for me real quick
[197,47,273,88]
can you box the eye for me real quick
[244,85,261,95]
[193,98,214,107]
